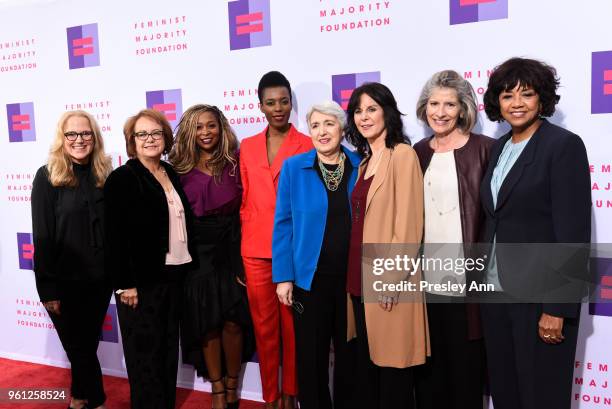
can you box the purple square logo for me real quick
[17,233,34,270]
[450,0,508,25]
[591,51,612,114]
[146,89,183,130]
[228,0,271,51]
[589,258,612,317]
[7,102,36,143]
[100,304,119,343]
[66,23,100,69]
[332,72,381,110]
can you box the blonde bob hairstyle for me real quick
[46,110,112,188]
[416,70,478,134]
[169,104,238,177]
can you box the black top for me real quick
[31,163,106,302]
[104,158,195,290]
[314,157,352,276]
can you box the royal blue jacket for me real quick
[272,146,362,290]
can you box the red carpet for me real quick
[0,357,263,408]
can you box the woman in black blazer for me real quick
[104,109,194,409]
[480,58,591,409]
[32,110,112,409]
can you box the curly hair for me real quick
[344,82,409,156]
[47,110,112,188]
[484,57,560,122]
[169,104,238,178]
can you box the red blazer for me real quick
[240,125,313,258]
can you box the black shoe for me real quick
[225,374,241,409]
[210,377,226,409]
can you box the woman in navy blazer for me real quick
[479,58,591,409]
[272,101,361,409]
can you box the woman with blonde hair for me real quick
[170,104,252,409]
[32,110,112,409]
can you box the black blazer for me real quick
[104,158,195,290]
[480,119,591,318]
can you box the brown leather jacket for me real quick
[413,132,495,339]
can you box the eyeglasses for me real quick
[133,130,164,141]
[64,131,94,141]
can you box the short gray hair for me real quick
[306,101,346,130]
[416,70,478,134]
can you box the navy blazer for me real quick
[480,119,591,317]
[272,146,361,290]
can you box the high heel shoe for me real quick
[225,374,240,409]
[209,377,226,409]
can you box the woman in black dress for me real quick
[169,104,253,409]
[32,110,112,409]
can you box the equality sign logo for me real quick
[228,0,271,50]
[450,0,508,25]
[591,51,612,114]
[589,258,612,317]
[7,102,36,143]
[66,23,100,69]
[100,303,119,343]
[332,72,381,110]
[17,233,34,270]
[146,89,183,130]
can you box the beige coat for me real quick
[347,143,430,368]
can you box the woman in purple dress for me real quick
[169,104,252,409]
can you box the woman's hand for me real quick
[538,313,564,344]
[378,294,397,312]
[43,300,61,315]
[276,282,294,306]
[120,288,139,309]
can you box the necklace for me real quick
[424,152,459,216]
[318,152,345,191]
[365,149,384,179]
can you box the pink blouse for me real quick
[165,188,192,265]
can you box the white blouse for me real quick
[423,151,464,296]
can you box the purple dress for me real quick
[179,162,254,378]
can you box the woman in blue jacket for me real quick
[272,101,361,409]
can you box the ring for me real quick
[543,334,551,338]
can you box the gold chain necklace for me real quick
[318,152,345,191]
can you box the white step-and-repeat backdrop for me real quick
[0,0,611,405]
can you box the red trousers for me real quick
[243,257,297,402]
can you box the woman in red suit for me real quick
[239,71,312,409]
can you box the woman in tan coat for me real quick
[345,82,429,409]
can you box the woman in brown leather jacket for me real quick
[413,70,495,409]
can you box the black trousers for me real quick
[351,296,415,409]
[480,303,580,409]
[293,274,354,409]
[414,300,485,409]
[49,281,111,408]
[117,266,185,409]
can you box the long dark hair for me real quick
[344,82,409,156]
